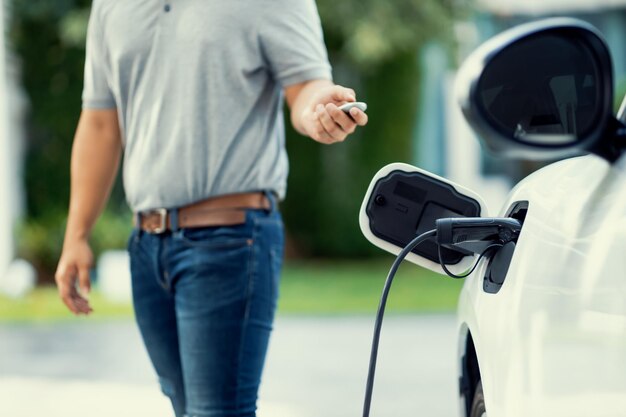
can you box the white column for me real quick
[0,2,34,297]
[0,0,14,276]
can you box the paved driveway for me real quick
[0,315,459,417]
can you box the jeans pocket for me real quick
[177,224,254,250]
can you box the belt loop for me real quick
[170,208,180,232]
[134,213,142,230]
[133,213,144,238]
[263,190,276,213]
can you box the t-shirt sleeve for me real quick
[82,3,116,109]
[258,0,333,88]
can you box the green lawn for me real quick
[0,259,463,322]
[279,260,463,314]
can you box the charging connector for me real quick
[436,217,522,255]
[434,217,521,279]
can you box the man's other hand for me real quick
[55,239,94,315]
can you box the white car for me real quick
[360,18,626,417]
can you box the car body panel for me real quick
[458,154,626,417]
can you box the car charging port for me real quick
[483,201,528,294]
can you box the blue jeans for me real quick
[128,204,284,417]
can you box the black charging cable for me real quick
[362,229,437,417]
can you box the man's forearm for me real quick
[64,109,122,243]
[287,79,335,135]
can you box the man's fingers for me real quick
[74,297,93,315]
[326,103,356,134]
[58,281,79,314]
[74,266,92,314]
[350,108,369,126]
[56,264,77,312]
[78,266,91,297]
[67,286,92,315]
[317,133,333,144]
[316,104,345,142]
[330,86,356,103]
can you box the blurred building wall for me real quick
[472,0,626,81]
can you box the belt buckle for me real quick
[145,208,168,234]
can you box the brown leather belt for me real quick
[136,192,271,234]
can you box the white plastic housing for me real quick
[359,163,489,275]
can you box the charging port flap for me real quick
[359,163,489,275]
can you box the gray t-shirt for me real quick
[83,0,332,212]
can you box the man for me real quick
[55,1,368,416]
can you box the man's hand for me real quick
[285,80,368,144]
[55,239,94,315]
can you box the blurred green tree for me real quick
[10,0,465,278]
